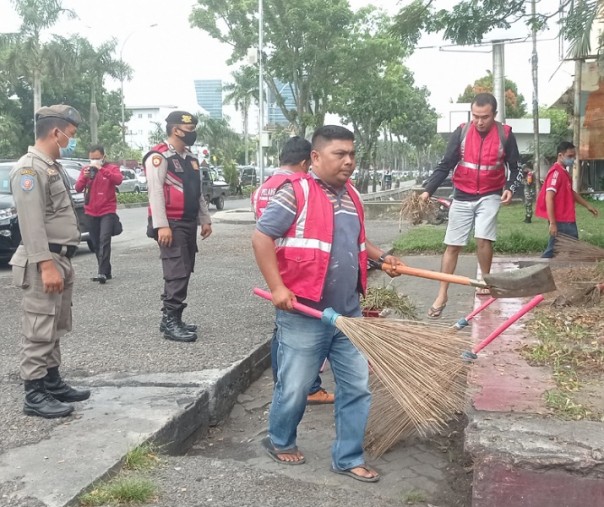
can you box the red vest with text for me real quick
[253,170,304,218]
[143,143,201,221]
[275,176,368,302]
[452,122,511,195]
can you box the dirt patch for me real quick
[522,263,604,420]
[425,416,473,507]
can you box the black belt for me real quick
[48,244,78,258]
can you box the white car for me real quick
[116,168,145,193]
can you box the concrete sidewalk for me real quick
[0,216,481,507]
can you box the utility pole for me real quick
[572,59,582,192]
[258,0,265,184]
[530,0,541,192]
[492,41,506,122]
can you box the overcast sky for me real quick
[0,0,573,123]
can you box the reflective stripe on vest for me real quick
[275,236,332,253]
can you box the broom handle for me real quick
[253,288,324,320]
[381,263,488,288]
[472,294,544,354]
[466,297,497,322]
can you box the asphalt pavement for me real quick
[0,198,479,506]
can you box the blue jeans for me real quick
[271,325,322,394]
[541,221,578,258]
[268,310,371,470]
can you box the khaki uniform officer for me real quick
[9,104,90,419]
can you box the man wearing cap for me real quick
[145,110,212,342]
[9,104,91,419]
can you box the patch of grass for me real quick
[117,192,148,204]
[123,443,161,471]
[80,476,156,506]
[522,310,604,420]
[394,201,604,254]
[403,489,427,504]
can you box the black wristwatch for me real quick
[378,253,388,263]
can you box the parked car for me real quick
[0,161,91,262]
[201,168,229,210]
[136,173,148,192]
[116,167,144,193]
[238,166,257,186]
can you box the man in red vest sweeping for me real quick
[252,125,403,481]
[420,93,522,318]
[253,136,334,405]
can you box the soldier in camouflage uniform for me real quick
[522,163,536,223]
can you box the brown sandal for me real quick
[427,303,446,318]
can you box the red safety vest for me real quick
[275,175,368,303]
[143,143,201,222]
[452,122,510,195]
[252,170,304,218]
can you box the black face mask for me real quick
[179,129,197,146]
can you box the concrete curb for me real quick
[465,258,604,507]
[0,340,270,507]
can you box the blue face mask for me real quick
[562,157,575,168]
[57,131,77,157]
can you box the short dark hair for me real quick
[35,117,70,139]
[311,125,354,150]
[166,124,176,137]
[557,141,575,155]
[88,144,105,155]
[472,93,498,114]
[280,136,311,166]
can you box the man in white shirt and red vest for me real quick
[252,125,403,482]
[420,93,522,318]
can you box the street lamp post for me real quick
[258,0,264,184]
[120,23,158,145]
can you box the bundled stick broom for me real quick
[553,233,604,262]
[254,288,470,434]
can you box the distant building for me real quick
[267,80,295,127]
[194,79,223,119]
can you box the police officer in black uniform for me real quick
[145,111,212,342]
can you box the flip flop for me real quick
[475,287,491,296]
[331,465,380,483]
[261,436,306,466]
[427,303,446,318]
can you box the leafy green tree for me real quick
[537,107,571,162]
[223,66,259,165]
[457,72,527,118]
[197,115,243,166]
[0,0,74,125]
[190,0,355,135]
[393,0,601,59]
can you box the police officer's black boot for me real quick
[524,216,532,224]
[23,379,74,418]
[160,309,197,333]
[44,366,91,402]
[163,310,197,342]
[176,308,198,333]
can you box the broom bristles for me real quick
[335,316,470,437]
[553,234,604,262]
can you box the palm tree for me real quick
[223,66,259,165]
[0,0,75,129]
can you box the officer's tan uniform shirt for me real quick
[10,147,80,264]
[145,144,211,229]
